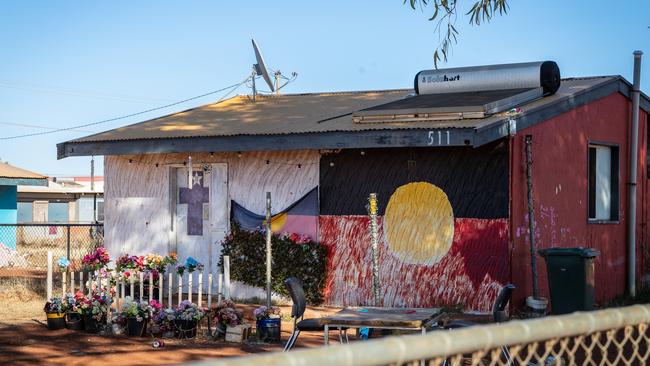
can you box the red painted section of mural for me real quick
[510,93,649,307]
[320,215,509,311]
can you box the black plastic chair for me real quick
[443,284,515,365]
[283,277,347,351]
[444,283,515,328]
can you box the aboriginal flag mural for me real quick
[319,141,510,311]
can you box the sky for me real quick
[0,0,648,176]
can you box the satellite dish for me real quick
[251,39,275,92]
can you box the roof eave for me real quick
[0,177,48,186]
[57,128,478,159]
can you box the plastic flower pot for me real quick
[256,318,281,343]
[65,312,84,331]
[127,318,147,337]
[175,319,197,339]
[45,312,66,330]
[83,314,101,333]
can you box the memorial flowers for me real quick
[176,300,206,322]
[176,256,204,276]
[80,294,109,321]
[214,299,243,327]
[153,308,177,334]
[253,305,281,321]
[43,297,67,314]
[57,257,70,272]
[116,254,144,272]
[120,297,156,322]
[82,247,110,271]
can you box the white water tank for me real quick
[414,61,560,95]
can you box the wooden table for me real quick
[320,306,444,345]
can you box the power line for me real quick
[0,120,96,133]
[0,79,174,103]
[1,78,249,141]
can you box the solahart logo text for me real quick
[421,74,461,83]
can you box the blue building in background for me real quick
[0,162,47,250]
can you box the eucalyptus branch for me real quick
[404,0,509,68]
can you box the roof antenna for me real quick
[250,39,298,101]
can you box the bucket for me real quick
[46,312,66,330]
[176,319,197,339]
[83,314,101,333]
[256,318,281,343]
[127,318,147,337]
[66,312,84,331]
[526,296,548,317]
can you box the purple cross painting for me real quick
[179,171,209,236]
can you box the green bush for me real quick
[218,223,328,305]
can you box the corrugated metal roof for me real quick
[0,162,46,180]
[67,77,616,144]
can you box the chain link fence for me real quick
[0,223,103,278]
[197,305,650,366]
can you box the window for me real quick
[47,202,69,222]
[588,144,619,222]
[17,202,33,222]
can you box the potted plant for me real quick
[175,300,206,339]
[63,292,85,330]
[43,297,67,330]
[254,305,282,342]
[121,297,157,337]
[152,308,177,338]
[213,299,239,336]
[80,294,108,333]
[214,299,248,342]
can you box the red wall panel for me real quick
[510,93,648,307]
[320,215,509,311]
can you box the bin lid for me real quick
[538,247,600,258]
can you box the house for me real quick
[57,60,650,311]
[17,176,104,223]
[0,162,48,250]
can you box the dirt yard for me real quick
[0,302,341,366]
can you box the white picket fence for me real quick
[45,250,232,324]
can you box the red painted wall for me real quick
[320,216,509,311]
[510,93,648,307]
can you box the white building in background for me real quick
[17,176,104,223]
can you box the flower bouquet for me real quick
[57,257,70,272]
[253,305,282,343]
[175,300,206,339]
[80,294,108,333]
[82,247,110,272]
[212,299,244,339]
[152,308,177,338]
[43,297,67,330]
[120,297,157,336]
[175,256,204,276]
[63,292,85,330]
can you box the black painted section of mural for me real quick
[319,141,509,218]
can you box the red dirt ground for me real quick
[0,305,342,366]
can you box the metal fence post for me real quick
[66,224,71,260]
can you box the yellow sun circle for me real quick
[384,182,454,265]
